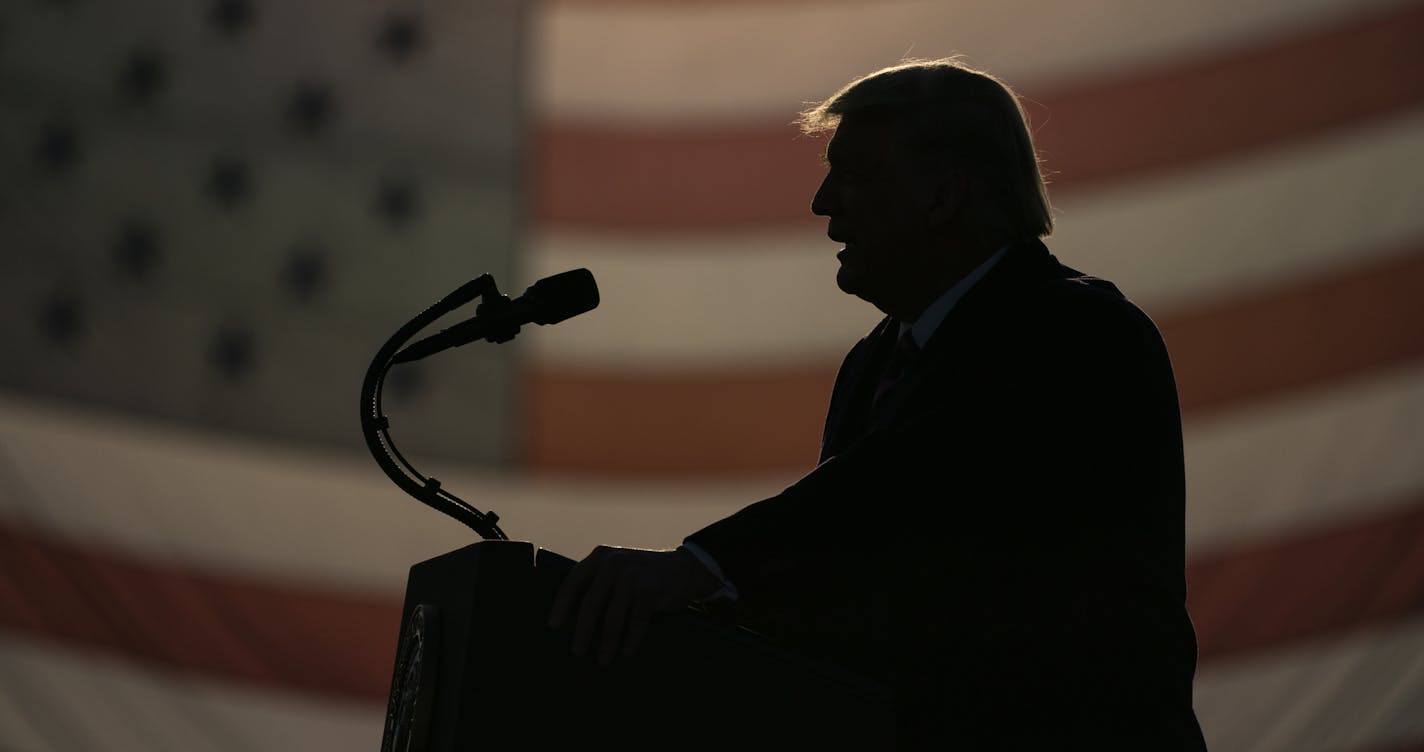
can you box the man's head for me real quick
[801,59,1053,320]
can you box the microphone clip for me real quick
[390,274,519,363]
[472,289,519,344]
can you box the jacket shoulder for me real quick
[1034,269,1164,344]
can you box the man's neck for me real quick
[886,237,1003,322]
[899,243,1011,346]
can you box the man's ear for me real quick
[927,171,968,227]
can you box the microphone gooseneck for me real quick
[360,270,599,539]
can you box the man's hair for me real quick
[797,58,1054,241]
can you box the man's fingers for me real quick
[548,547,702,664]
[548,572,582,629]
[549,547,603,628]
[571,561,618,656]
[622,600,655,658]
[599,576,634,665]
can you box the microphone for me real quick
[392,269,599,363]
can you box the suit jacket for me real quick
[688,239,1208,750]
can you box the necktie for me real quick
[871,329,920,413]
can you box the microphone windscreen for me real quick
[526,268,600,325]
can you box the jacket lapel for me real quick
[819,316,899,463]
[868,239,1060,432]
[820,239,1064,456]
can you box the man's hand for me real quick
[548,546,723,665]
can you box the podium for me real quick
[382,541,895,750]
[364,275,893,749]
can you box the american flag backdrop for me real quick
[1,0,1422,749]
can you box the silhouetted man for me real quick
[551,59,1208,750]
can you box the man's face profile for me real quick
[812,112,949,319]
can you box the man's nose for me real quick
[811,175,836,217]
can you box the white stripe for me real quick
[524,226,880,370]
[1185,362,1424,555]
[1194,615,1424,752]
[0,390,775,594]
[2,362,1421,592]
[527,111,1424,369]
[0,637,380,752]
[1049,109,1424,311]
[535,0,1407,123]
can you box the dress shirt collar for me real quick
[898,244,1011,347]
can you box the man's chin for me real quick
[836,246,872,297]
[836,267,878,304]
[838,266,897,314]
[835,265,860,296]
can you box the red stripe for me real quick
[532,2,1424,231]
[1161,240,1424,417]
[551,0,821,5]
[0,523,398,702]
[1,493,1421,702]
[1023,1,1424,192]
[1187,495,1424,662]
[1359,743,1424,752]
[522,241,1424,476]
[520,364,831,476]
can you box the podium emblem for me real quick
[382,603,440,752]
